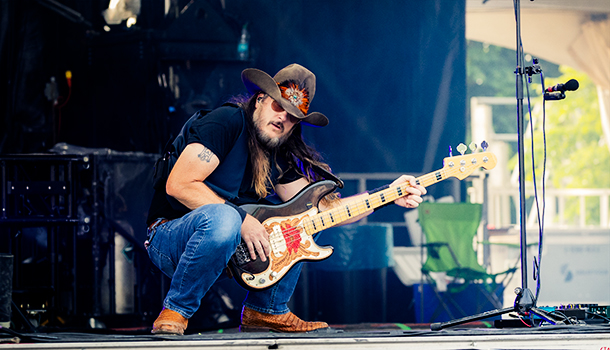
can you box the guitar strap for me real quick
[310,163,344,189]
[151,137,175,191]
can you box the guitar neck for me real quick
[300,150,496,235]
[303,167,453,235]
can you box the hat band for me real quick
[279,82,310,115]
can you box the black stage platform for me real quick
[2,322,610,350]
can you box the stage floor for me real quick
[2,322,610,350]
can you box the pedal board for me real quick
[535,304,609,324]
[589,305,610,318]
[494,304,609,328]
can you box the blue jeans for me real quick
[146,203,305,319]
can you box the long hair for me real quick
[242,94,274,199]
[229,93,339,204]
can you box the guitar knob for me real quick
[481,140,488,151]
[457,143,467,156]
[270,271,278,278]
[258,278,266,284]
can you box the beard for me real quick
[254,121,291,149]
[256,130,282,148]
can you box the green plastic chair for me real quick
[417,202,515,322]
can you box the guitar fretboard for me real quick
[301,167,454,235]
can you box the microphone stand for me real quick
[430,0,565,330]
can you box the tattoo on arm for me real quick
[197,148,213,162]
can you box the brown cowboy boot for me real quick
[240,306,329,332]
[151,308,189,335]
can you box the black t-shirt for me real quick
[146,106,302,224]
[187,106,244,163]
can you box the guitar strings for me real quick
[298,168,454,234]
[261,167,458,253]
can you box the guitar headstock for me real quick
[442,142,497,180]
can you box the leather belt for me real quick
[148,218,169,231]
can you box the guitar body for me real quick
[228,180,339,291]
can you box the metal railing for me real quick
[470,96,610,230]
[488,187,610,229]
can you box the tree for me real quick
[467,41,608,226]
[525,66,609,225]
[466,40,560,139]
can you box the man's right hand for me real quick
[240,215,271,262]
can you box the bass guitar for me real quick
[228,147,497,291]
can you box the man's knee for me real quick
[199,203,242,245]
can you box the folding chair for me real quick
[417,202,516,323]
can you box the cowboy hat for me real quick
[241,63,329,127]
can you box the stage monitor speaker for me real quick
[1,147,163,327]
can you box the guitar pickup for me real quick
[234,244,251,264]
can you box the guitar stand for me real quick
[430,287,567,330]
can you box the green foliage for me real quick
[466,41,560,141]
[467,41,518,98]
[526,67,609,225]
[529,67,608,187]
[467,41,609,226]
[466,41,561,98]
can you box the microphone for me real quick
[546,79,579,93]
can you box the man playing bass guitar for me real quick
[145,64,426,335]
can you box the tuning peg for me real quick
[448,145,453,157]
[457,143,467,156]
[469,142,477,153]
[481,140,488,151]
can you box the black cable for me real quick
[34,0,93,28]
[512,1,537,313]
[549,310,575,325]
[11,300,38,333]
[0,326,59,342]
[524,68,546,302]
[534,71,548,302]
[520,47,547,307]
[585,311,610,323]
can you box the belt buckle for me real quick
[148,218,165,231]
[146,218,166,248]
